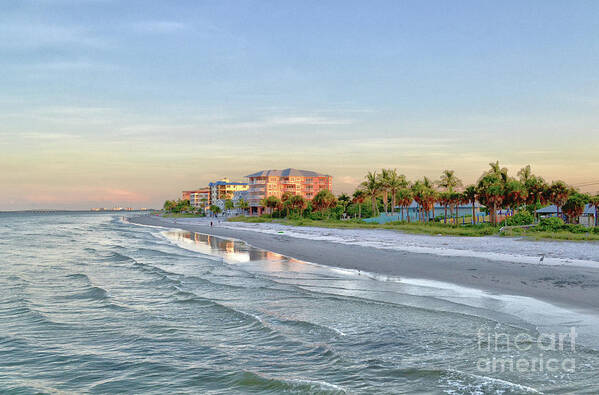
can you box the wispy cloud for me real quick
[219,115,353,129]
[128,21,189,34]
[30,60,117,72]
[0,22,109,49]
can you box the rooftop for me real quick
[246,168,331,178]
[536,204,597,215]
[208,181,248,186]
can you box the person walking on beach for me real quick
[210,221,213,227]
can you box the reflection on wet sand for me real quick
[166,230,305,267]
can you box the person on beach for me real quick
[210,221,213,227]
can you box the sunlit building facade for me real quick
[246,168,333,214]
[209,178,249,202]
[189,188,211,209]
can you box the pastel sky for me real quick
[2,0,598,209]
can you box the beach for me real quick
[130,214,599,312]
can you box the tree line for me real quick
[163,197,250,216]
[352,162,599,226]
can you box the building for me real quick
[189,188,211,209]
[536,204,597,226]
[181,190,194,201]
[364,201,482,224]
[209,178,249,202]
[246,168,333,214]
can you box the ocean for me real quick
[1,212,598,394]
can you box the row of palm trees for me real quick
[352,162,599,226]
[260,189,338,217]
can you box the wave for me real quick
[441,368,541,394]
[2,305,70,329]
[227,371,347,394]
[66,272,91,281]
[60,286,110,301]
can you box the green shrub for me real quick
[501,211,535,226]
[593,227,599,234]
[308,212,325,220]
[563,224,589,234]
[535,217,565,232]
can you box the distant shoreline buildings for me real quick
[181,169,333,214]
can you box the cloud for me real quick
[219,115,353,129]
[28,60,117,72]
[129,21,189,34]
[0,22,109,49]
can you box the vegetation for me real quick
[228,216,498,236]
[235,198,249,215]
[500,211,535,226]
[162,199,197,214]
[224,199,235,212]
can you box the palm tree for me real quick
[200,198,208,215]
[281,191,293,217]
[235,198,249,215]
[377,169,392,214]
[562,193,589,224]
[360,171,380,217]
[163,200,176,212]
[477,172,505,225]
[312,190,337,218]
[352,190,366,218]
[547,181,570,219]
[337,193,351,215]
[438,191,451,223]
[517,165,532,185]
[386,169,407,215]
[463,185,478,224]
[590,195,599,227]
[289,194,307,216]
[449,191,461,224]
[412,179,435,222]
[411,181,423,222]
[524,176,547,206]
[224,199,234,214]
[396,188,413,222]
[504,179,527,214]
[437,170,463,219]
[265,196,281,215]
[437,170,463,192]
[488,160,508,183]
[209,204,222,216]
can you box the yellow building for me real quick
[209,178,249,202]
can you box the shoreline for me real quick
[129,214,599,312]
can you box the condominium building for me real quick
[181,190,194,201]
[246,168,333,214]
[189,188,211,209]
[209,178,249,202]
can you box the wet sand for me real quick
[129,215,599,312]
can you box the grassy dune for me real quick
[227,216,497,236]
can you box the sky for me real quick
[1,0,598,210]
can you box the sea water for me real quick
[1,212,598,393]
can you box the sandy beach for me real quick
[130,214,599,312]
